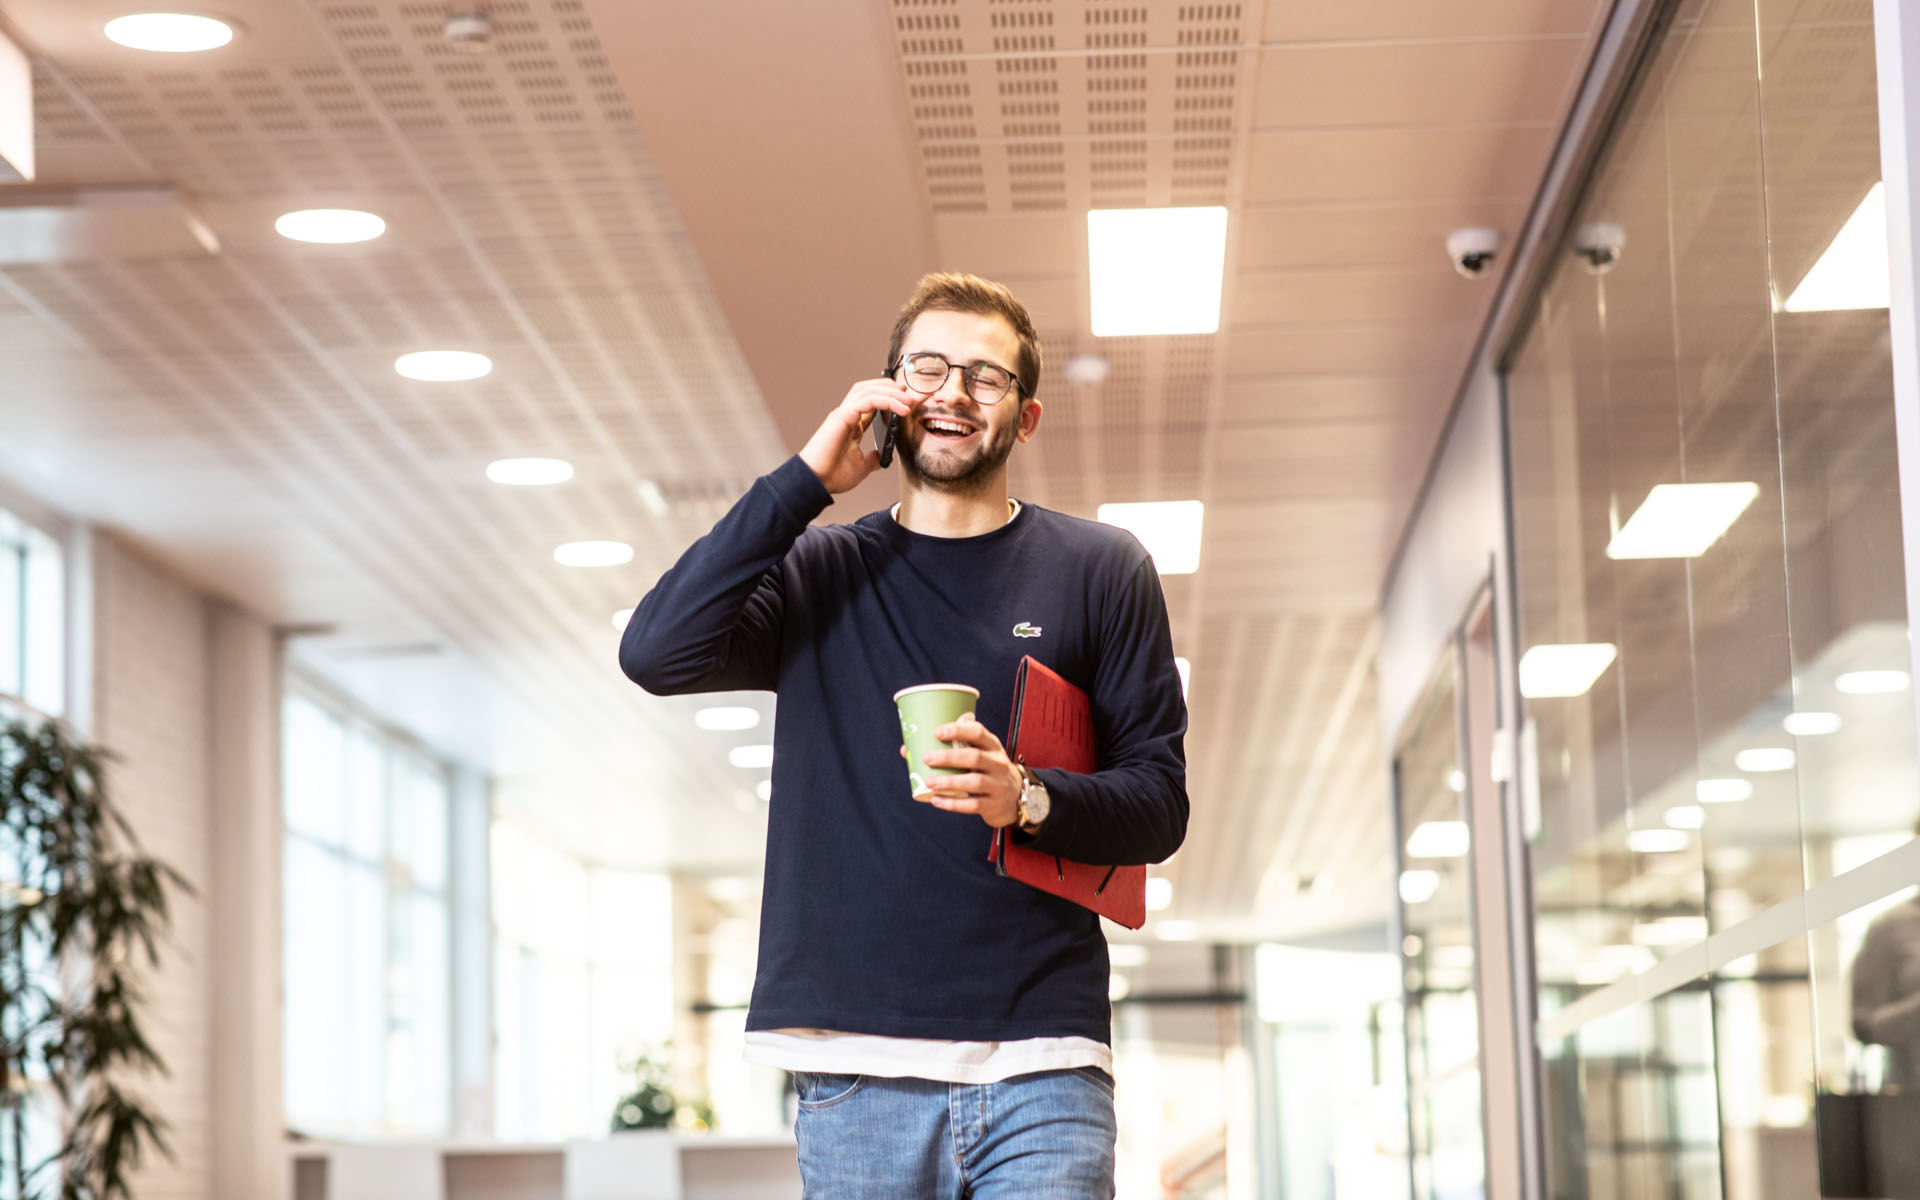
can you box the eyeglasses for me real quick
[893,352,1024,405]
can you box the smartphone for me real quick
[874,412,899,468]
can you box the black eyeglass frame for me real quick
[889,352,1027,405]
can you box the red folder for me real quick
[988,656,1148,930]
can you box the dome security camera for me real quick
[1574,222,1626,274]
[1446,227,1503,279]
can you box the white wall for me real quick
[86,528,285,1200]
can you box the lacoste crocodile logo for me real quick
[1012,622,1043,638]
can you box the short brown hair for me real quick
[885,273,1043,402]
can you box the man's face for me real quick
[894,310,1038,493]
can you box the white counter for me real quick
[289,1134,801,1200]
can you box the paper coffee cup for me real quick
[893,683,980,799]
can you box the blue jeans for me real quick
[792,1069,1117,1199]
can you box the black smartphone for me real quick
[874,412,899,468]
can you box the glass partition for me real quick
[1505,0,1911,1195]
[1395,651,1489,1199]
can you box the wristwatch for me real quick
[1015,761,1051,833]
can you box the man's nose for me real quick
[932,365,973,403]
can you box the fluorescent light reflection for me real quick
[1399,869,1440,905]
[1783,182,1889,313]
[1405,820,1470,859]
[1519,643,1617,698]
[1087,207,1228,336]
[1154,920,1198,942]
[1097,500,1204,575]
[275,208,385,244]
[1836,669,1911,695]
[728,744,774,770]
[695,706,761,732]
[1735,747,1796,773]
[1145,877,1174,912]
[553,540,632,567]
[1174,657,1191,698]
[1696,778,1754,804]
[1665,805,1706,830]
[104,13,234,52]
[1628,828,1690,853]
[396,350,492,381]
[1783,711,1842,736]
[1607,482,1760,559]
[486,457,573,486]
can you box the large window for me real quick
[282,686,453,1135]
[491,820,673,1140]
[1506,1,1909,1194]
[0,506,64,717]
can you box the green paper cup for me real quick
[893,683,980,799]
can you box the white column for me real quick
[1874,0,1920,748]
[449,770,494,1137]
[208,606,286,1200]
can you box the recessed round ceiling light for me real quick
[274,208,386,244]
[395,350,491,382]
[104,13,235,52]
[754,779,773,802]
[611,608,633,631]
[695,706,761,732]
[486,457,573,486]
[553,540,632,568]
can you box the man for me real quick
[620,273,1188,1197]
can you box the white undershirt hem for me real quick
[743,1028,1112,1085]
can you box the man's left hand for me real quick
[918,718,1023,828]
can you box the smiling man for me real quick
[620,273,1189,1198]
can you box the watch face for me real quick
[1022,778,1050,825]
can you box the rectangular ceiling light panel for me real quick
[1607,482,1760,560]
[0,27,31,182]
[1088,207,1228,336]
[1096,500,1204,575]
[1519,643,1618,699]
[1783,182,1889,313]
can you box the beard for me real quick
[899,409,1020,494]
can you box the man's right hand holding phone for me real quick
[800,378,915,495]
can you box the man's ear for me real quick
[1016,396,1043,442]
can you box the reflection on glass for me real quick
[1396,653,1487,1199]
[1507,0,1910,1194]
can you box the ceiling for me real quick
[0,0,1611,941]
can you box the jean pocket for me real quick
[794,1072,865,1110]
[1067,1066,1115,1095]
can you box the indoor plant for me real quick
[0,712,187,1199]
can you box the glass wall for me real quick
[1506,0,1909,1195]
[1395,653,1490,1200]
[282,685,454,1136]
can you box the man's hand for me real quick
[799,378,916,495]
[918,717,1024,828]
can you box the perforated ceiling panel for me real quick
[1,0,790,871]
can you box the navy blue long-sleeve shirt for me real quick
[620,456,1189,1044]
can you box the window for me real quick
[0,505,64,716]
[282,686,452,1135]
[491,820,673,1140]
